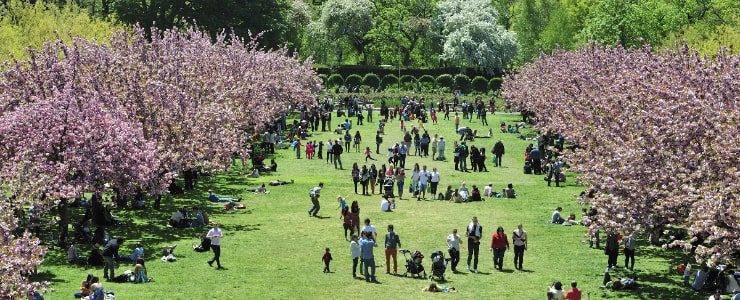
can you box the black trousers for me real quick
[448,248,460,271]
[467,239,480,269]
[209,245,221,267]
[513,245,525,269]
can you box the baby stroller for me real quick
[401,249,426,279]
[429,250,447,281]
[383,177,395,199]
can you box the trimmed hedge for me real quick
[453,74,472,94]
[380,74,399,90]
[345,74,362,87]
[327,74,344,89]
[489,77,503,92]
[418,75,436,90]
[362,73,381,89]
[436,74,453,90]
[472,76,488,93]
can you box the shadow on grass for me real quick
[30,270,65,284]
[593,245,702,300]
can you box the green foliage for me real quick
[361,73,381,89]
[471,76,489,93]
[489,77,504,91]
[380,74,398,90]
[417,74,436,90]
[0,0,118,61]
[327,73,345,88]
[320,0,375,65]
[345,73,362,87]
[435,73,453,90]
[453,73,472,94]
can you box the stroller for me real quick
[429,250,447,281]
[383,177,395,199]
[401,249,426,278]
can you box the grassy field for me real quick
[34,110,704,299]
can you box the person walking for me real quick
[207,222,223,269]
[384,224,402,275]
[512,224,527,270]
[493,139,505,167]
[429,167,441,198]
[490,226,509,271]
[465,217,482,273]
[308,183,324,217]
[446,228,461,272]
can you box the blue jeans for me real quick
[459,157,467,171]
[363,257,376,281]
[333,155,343,169]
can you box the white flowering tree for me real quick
[436,0,519,74]
[320,0,376,65]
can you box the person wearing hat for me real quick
[436,136,446,161]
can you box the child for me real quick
[336,196,347,210]
[364,147,377,162]
[322,247,333,273]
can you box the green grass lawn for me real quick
[35,112,704,299]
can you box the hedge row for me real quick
[322,73,504,94]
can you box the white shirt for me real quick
[362,225,377,238]
[411,170,420,181]
[380,199,391,212]
[350,240,361,259]
[430,171,440,183]
[207,228,222,246]
[483,185,493,196]
[447,234,461,251]
[512,229,527,246]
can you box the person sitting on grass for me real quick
[458,182,470,201]
[207,190,241,202]
[169,207,189,228]
[268,159,277,172]
[503,183,517,198]
[193,233,212,252]
[134,258,153,283]
[551,207,566,224]
[450,189,464,203]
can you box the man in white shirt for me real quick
[207,222,223,269]
[362,218,377,239]
[418,165,431,200]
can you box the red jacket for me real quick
[491,232,509,249]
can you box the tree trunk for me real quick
[58,199,69,249]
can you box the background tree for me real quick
[319,0,375,65]
[435,0,518,74]
[365,0,438,67]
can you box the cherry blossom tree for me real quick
[502,43,740,264]
[0,24,322,294]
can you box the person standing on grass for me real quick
[359,231,379,283]
[437,136,446,161]
[446,228,461,272]
[512,224,527,270]
[322,247,333,273]
[333,140,344,169]
[102,237,123,280]
[604,232,620,270]
[308,183,324,217]
[490,226,509,271]
[350,234,361,278]
[207,222,223,269]
[429,167,441,199]
[418,165,431,200]
[384,224,402,275]
[325,139,334,164]
[493,139,505,167]
[622,233,637,270]
[395,167,406,200]
[465,217,482,273]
